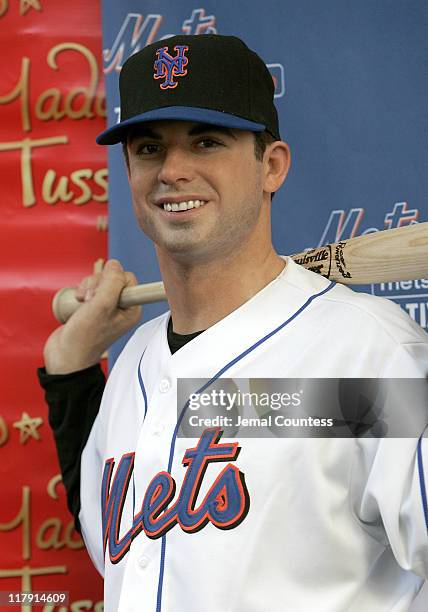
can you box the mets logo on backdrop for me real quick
[154,45,189,89]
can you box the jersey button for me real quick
[153,423,165,436]
[137,554,150,569]
[159,378,171,393]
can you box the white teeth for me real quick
[162,200,206,211]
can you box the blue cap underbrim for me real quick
[96,106,265,145]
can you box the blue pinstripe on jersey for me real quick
[417,429,428,533]
[138,349,148,419]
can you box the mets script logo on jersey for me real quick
[101,428,250,564]
[153,45,189,89]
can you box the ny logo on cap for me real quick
[154,45,189,90]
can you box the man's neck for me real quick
[157,247,285,334]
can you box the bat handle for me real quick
[52,281,166,323]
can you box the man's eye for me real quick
[137,144,160,155]
[197,138,221,148]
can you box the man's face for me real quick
[126,120,270,264]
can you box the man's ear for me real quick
[263,140,291,195]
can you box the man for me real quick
[39,35,428,611]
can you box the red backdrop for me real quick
[0,0,106,608]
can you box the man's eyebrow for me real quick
[188,124,237,139]
[128,127,162,143]
[127,123,238,143]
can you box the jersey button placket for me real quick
[154,376,175,436]
[153,423,165,436]
[137,554,151,570]
[159,378,171,393]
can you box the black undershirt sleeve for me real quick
[37,364,106,533]
[38,318,204,532]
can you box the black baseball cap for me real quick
[96,34,280,145]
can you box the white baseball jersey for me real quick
[79,258,428,612]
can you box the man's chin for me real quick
[149,225,206,253]
[158,242,206,261]
[143,223,230,264]
[154,237,227,265]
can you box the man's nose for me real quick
[157,147,194,184]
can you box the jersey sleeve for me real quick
[351,342,428,579]
[37,364,105,532]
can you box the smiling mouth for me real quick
[162,199,207,212]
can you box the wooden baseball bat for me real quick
[53,222,428,323]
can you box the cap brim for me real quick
[96,106,265,145]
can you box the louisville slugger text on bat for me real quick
[53,222,428,323]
